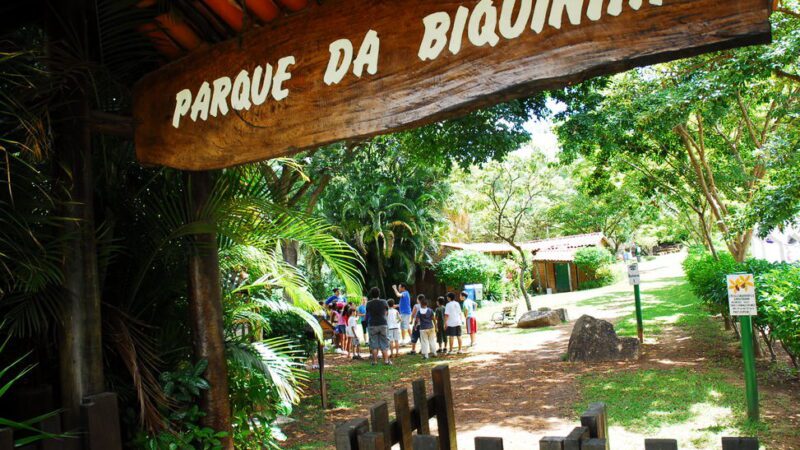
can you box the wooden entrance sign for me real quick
[134,0,772,170]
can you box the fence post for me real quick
[475,437,504,450]
[539,436,565,450]
[81,392,122,450]
[432,365,457,450]
[412,379,430,435]
[335,418,369,450]
[413,435,440,450]
[644,438,678,450]
[369,401,391,450]
[721,437,759,450]
[583,439,608,450]
[359,432,386,450]
[564,427,589,450]
[394,389,413,450]
[0,429,12,450]
[580,402,609,449]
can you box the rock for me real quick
[555,308,569,322]
[567,315,639,362]
[517,310,561,328]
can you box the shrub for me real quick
[434,250,498,289]
[681,251,738,316]
[574,247,615,290]
[757,264,800,367]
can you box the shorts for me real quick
[388,328,401,342]
[361,321,368,335]
[400,314,411,330]
[446,326,462,337]
[335,325,346,334]
[436,328,446,344]
[411,327,420,344]
[368,326,389,351]
[466,317,478,334]
[351,336,360,347]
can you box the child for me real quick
[435,296,446,354]
[415,295,437,359]
[329,304,340,349]
[357,296,368,347]
[335,304,348,354]
[387,299,401,358]
[347,306,362,359]
[408,297,421,355]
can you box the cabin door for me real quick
[554,263,572,293]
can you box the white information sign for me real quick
[628,263,640,286]
[727,274,757,316]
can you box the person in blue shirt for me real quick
[392,283,413,344]
[325,288,343,306]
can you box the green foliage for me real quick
[319,138,450,294]
[574,247,616,289]
[134,361,227,450]
[434,251,498,289]
[757,265,800,361]
[574,247,614,277]
[683,249,800,367]
[264,309,318,359]
[682,251,739,316]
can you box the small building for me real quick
[439,232,610,294]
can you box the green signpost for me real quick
[628,263,643,342]
[727,273,759,422]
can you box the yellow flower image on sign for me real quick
[728,274,755,294]
[727,273,757,316]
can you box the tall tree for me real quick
[478,152,554,311]
[555,5,800,262]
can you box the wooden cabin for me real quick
[437,233,611,294]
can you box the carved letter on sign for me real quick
[133,0,771,170]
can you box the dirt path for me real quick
[284,254,800,449]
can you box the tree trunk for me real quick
[516,249,532,311]
[281,240,299,303]
[47,0,104,432]
[187,172,233,449]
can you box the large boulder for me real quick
[517,309,562,328]
[567,315,640,362]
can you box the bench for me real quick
[491,304,518,327]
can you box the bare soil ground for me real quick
[283,254,800,449]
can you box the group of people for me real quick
[320,284,479,366]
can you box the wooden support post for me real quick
[394,389,413,450]
[335,418,369,450]
[187,171,233,449]
[369,401,391,450]
[413,435,440,450]
[432,365,457,450]
[46,0,105,436]
[475,437,504,450]
[412,379,430,434]
[644,438,679,450]
[359,432,386,450]
[721,437,759,450]
[319,343,328,409]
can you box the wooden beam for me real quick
[134,0,772,170]
[88,111,135,138]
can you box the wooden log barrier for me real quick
[644,438,679,450]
